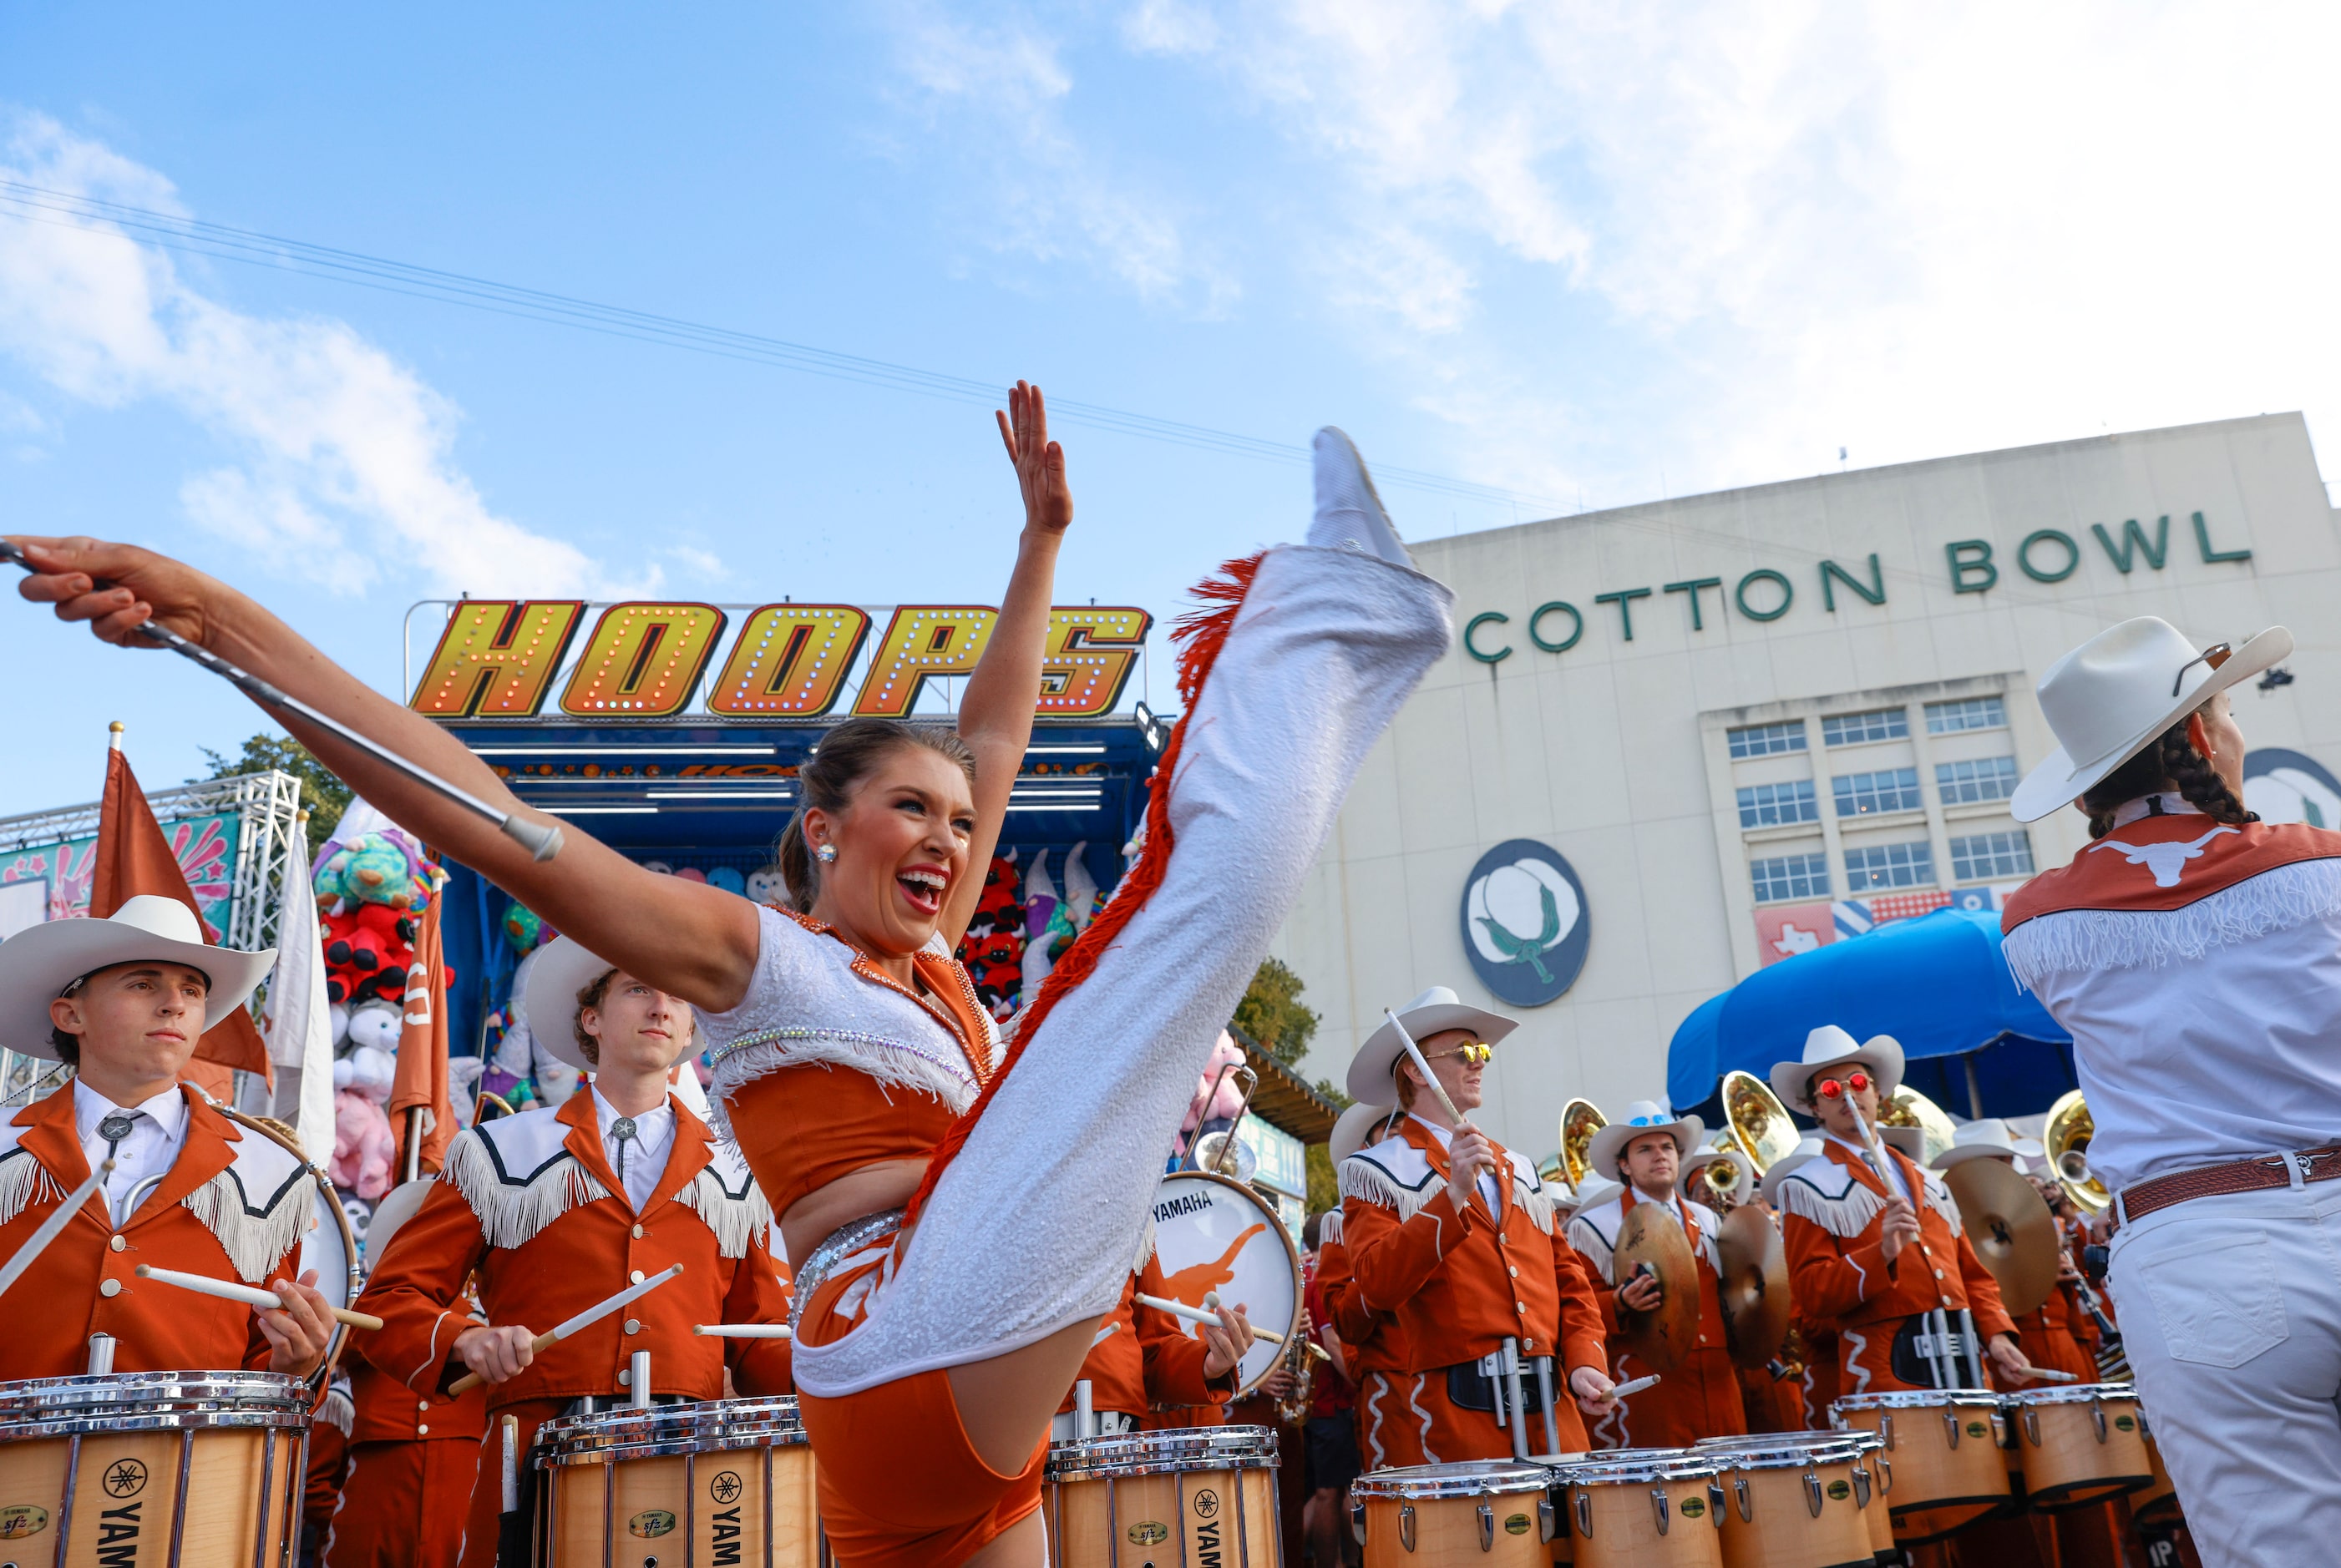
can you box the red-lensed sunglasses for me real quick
[1816,1072,1872,1100]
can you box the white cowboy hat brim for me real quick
[1878,1124,1928,1161]
[2010,625,2293,823]
[1769,1037,1905,1114]
[1585,1115,1706,1182]
[1329,1102,1399,1166]
[522,936,625,1073]
[0,898,273,1060]
[1345,991,1518,1105]
[1758,1138,1827,1205]
[1931,1137,2045,1171]
[360,1177,438,1270]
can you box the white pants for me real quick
[793,544,1453,1396]
[2109,1176,2341,1568]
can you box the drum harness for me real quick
[1445,1336,1561,1459]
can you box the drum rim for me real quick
[1044,1424,1280,1479]
[1150,1171,1307,1403]
[1348,1459,1554,1500]
[1831,1390,2006,1410]
[2003,1382,2138,1408]
[0,1369,309,1418]
[0,1407,312,1440]
[1691,1434,1866,1464]
[1550,1455,1721,1484]
[535,1427,812,1467]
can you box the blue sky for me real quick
[3,2,2337,814]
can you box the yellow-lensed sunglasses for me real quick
[1426,1041,1497,1065]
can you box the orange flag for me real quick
[389,897,456,1176]
[92,745,272,1087]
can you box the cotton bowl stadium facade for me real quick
[1271,413,2341,1160]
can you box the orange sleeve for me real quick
[1954,1228,2017,1343]
[1781,1211,1895,1324]
[1344,1190,1472,1313]
[1136,1297,1234,1410]
[1550,1236,1611,1376]
[352,1183,490,1396]
[722,1237,795,1395]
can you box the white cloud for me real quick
[0,114,632,597]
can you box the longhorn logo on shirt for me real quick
[2086,827,2237,888]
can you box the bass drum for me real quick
[219,1106,363,1310]
[1148,1171,1303,1399]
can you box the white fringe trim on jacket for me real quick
[1316,1208,1344,1247]
[318,1385,356,1438]
[706,1029,979,1147]
[0,1148,62,1228]
[1773,1172,1887,1240]
[676,1162,773,1260]
[1566,1214,1616,1284]
[1338,1154,1438,1223]
[2004,857,2341,990]
[441,1129,611,1251]
[181,1165,317,1283]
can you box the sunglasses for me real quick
[2171,641,2232,698]
[1815,1072,1872,1100]
[1427,1041,1497,1066]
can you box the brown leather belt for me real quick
[2112,1143,2341,1233]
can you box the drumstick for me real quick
[1135,1292,1287,1346]
[0,540,563,862]
[691,1323,792,1338]
[1608,1373,1662,1399]
[0,1158,111,1300]
[448,1263,684,1394]
[2013,1365,2080,1383]
[1382,1009,1465,1125]
[132,1263,386,1329]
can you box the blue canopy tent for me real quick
[1666,908,2078,1130]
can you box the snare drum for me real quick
[534,1395,819,1566]
[2005,1383,2152,1511]
[2131,1408,2179,1525]
[1348,1460,1556,1566]
[1691,1434,1876,1568]
[1047,1425,1279,1567]
[0,1371,311,1565]
[1829,1391,2009,1545]
[1835,1431,1896,1563]
[1549,1452,1725,1568]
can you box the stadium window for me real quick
[1845,840,1935,891]
[1925,696,2007,734]
[1936,756,2019,805]
[1737,779,1820,828]
[1751,852,1831,903]
[1728,720,1807,759]
[1952,830,2035,881]
[1822,708,1908,746]
[1833,766,1923,817]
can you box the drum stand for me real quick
[1481,1338,1557,1460]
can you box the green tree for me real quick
[1234,957,1319,1067]
[197,734,352,856]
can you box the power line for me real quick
[0,179,1565,513]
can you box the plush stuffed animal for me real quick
[329,1090,397,1200]
[1179,1032,1249,1141]
[316,832,427,913]
[745,866,787,905]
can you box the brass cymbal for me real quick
[1615,1201,1700,1373]
[1943,1156,2062,1318]
[1715,1205,1791,1371]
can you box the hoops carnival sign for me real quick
[408,599,1153,721]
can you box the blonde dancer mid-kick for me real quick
[7,387,1450,1566]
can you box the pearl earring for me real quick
[815,842,838,864]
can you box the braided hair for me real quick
[2079,711,2258,839]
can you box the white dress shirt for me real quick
[1409,1113,1503,1211]
[1825,1130,1917,1208]
[592,1086,676,1212]
[73,1080,191,1226]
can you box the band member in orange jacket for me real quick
[1768,1028,2023,1393]
[0,896,337,1380]
[1339,989,1617,1460]
[355,938,793,1568]
[1565,1101,1746,1448]
[1927,1120,2093,1386]
[1051,1257,1253,1436]
[322,1181,489,1568]
[1323,1102,1422,1469]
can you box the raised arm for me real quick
[940,380,1073,947]
[7,533,762,1011]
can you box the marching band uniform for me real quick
[1051,1259,1239,1436]
[1997,615,2338,1568]
[703,444,1448,1566]
[1565,1105,1746,1450]
[1770,1031,2014,1396]
[1320,1104,1421,1469]
[1340,1111,1609,1459]
[355,1083,791,1568]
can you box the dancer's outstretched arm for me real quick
[939,380,1072,948]
[7,529,763,1010]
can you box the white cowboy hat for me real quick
[0,894,275,1060]
[1758,1136,1827,1206]
[1345,986,1517,1105]
[360,1177,438,1271]
[525,935,706,1075]
[1584,1100,1706,1182]
[1877,1123,1928,1162]
[1928,1118,2045,1171]
[1769,1024,1905,1114]
[1329,1101,1400,1166]
[1684,1144,1756,1197]
[1547,1177,1585,1217]
[1574,1173,1626,1212]
[2010,616,2293,823]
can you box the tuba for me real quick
[1682,1140,1750,1211]
[1877,1085,1959,1167]
[2044,1090,2110,1216]
[1720,1071,1801,1174]
[1560,1099,1608,1187]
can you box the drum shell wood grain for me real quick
[0,1424,302,1566]
[1829,1399,2009,1544]
[1558,1473,1724,1568]
[2009,1392,2151,1511]
[1852,1456,1894,1560]
[1355,1490,1549,1568]
[2132,1427,2179,1525]
[1706,1454,1873,1568]
[1051,1464,1278,1568]
[541,1440,820,1566]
